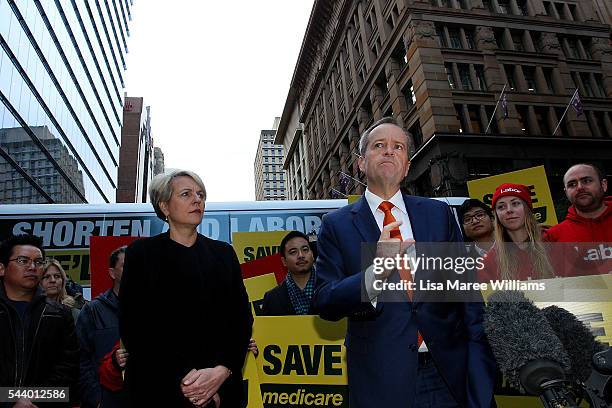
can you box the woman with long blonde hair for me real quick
[480,183,555,281]
[41,259,80,320]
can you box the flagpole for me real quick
[340,171,367,187]
[552,89,578,136]
[485,84,507,134]
[330,188,348,198]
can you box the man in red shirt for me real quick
[546,163,611,276]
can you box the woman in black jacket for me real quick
[119,170,252,407]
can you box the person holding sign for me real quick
[480,183,555,282]
[313,117,496,408]
[261,230,316,316]
[119,170,252,408]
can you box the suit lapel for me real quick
[352,196,380,243]
[403,194,426,242]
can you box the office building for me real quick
[275,0,612,200]
[0,0,132,203]
[254,118,287,200]
[117,96,153,203]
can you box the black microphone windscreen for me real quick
[541,305,606,383]
[484,291,570,386]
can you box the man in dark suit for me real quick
[313,117,497,408]
[261,231,315,316]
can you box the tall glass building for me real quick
[0,0,132,203]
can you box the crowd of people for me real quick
[0,119,609,407]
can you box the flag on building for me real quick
[570,90,584,116]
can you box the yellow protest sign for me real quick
[253,316,348,407]
[243,352,264,408]
[347,195,361,204]
[233,231,290,263]
[243,273,278,316]
[466,165,558,226]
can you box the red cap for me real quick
[491,183,533,209]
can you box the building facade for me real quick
[153,146,165,176]
[0,0,132,203]
[0,126,85,203]
[254,119,287,201]
[116,97,153,203]
[275,0,612,202]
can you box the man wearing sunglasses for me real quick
[0,234,79,408]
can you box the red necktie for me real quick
[378,201,423,347]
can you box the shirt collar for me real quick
[365,188,407,215]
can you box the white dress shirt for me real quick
[362,188,427,351]
[363,188,414,304]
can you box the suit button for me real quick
[409,344,417,352]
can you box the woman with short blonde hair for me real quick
[120,169,252,407]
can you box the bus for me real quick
[0,197,467,297]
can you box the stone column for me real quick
[462,104,472,132]
[479,105,489,133]
[527,106,540,135]
[509,0,521,15]
[546,107,557,135]
[469,65,480,90]
[552,68,565,94]
[491,0,501,13]
[603,112,612,136]
[523,31,536,53]
[535,67,550,93]
[514,65,528,92]
[502,28,514,50]
[562,3,574,21]
[587,112,602,137]
[452,63,462,90]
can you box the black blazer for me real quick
[119,232,252,407]
[261,281,295,316]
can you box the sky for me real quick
[124,1,315,202]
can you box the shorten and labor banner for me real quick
[466,165,558,225]
[253,316,348,408]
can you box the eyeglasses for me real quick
[8,256,46,268]
[462,212,489,225]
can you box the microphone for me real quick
[484,291,578,407]
[541,305,605,383]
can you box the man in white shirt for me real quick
[313,117,496,408]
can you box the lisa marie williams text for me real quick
[371,254,546,291]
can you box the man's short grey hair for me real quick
[358,116,410,157]
[149,169,206,221]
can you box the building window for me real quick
[410,121,423,150]
[448,27,462,49]
[581,72,594,97]
[565,37,580,59]
[497,0,510,14]
[464,29,476,50]
[543,68,555,93]
[445,63,456,89]
[505,65,517,91]
[516,0,529,15]
[458,64,473,90]
[475,65,487,91]
[511,31,524,51]
[534,107,552,134]
[436,26,447,48]
[516,105,529,134]
[523,67,537,92]
[543,1,555,16]
[402,79,417,106]
[468,105,483,133]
